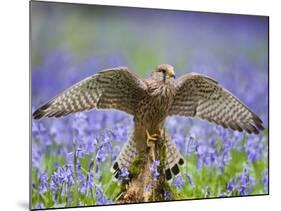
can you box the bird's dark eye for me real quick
[159,69,166,73]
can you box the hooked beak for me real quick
[166,70,176,79]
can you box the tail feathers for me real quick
[164,138,185,181]
[111,132,185,181]
[111,133,138,180]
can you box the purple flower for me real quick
[54,161,59,169]
[56,165,74,187]
[164,190,171,200]
[226,178,237,193]
[185,173,194,188]
[79,171,94,197]
[238,174,255,196]
[96,144,109,163]
[226,165,255,196]
[237,165,255,195]
[172,176,185,190]
[50,174,59,193]
[35,203,45,209]
[85,137,97,154]
[145,182,151,193]
[38,173,49,194]
[150,160,160,181]
[95,132,113,163]
[67,148,85,161]
[95,186,110,205]
[244,136,267,162]
[215,125,227,140]
[79,178,88,195]
[118,167,130,182]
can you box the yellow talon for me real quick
[146,129,158,146]
[146,129,158,141]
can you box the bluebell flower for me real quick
[150,160,160,181]
[215,125,227,140]
[239,186,248,196]
[57,165,74,187]
[67,148,85,161]
[226,178,237,193]
[244,136,266,162]
[145,182,151,193]
[50,174,59,193]
[238,173,255,196]
[118,167,130,182]
[96,145,109,163]
[226,165,255,196]
[35,203,45,209]
[95,131,113,163]
[164,190,171,200]
[80,179,87,195]
[38,173,49,194]
[85,137,97,154]
[185,173,194,188]
[95,186,109,205]
[172,176,185,190]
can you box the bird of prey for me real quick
[33,64,264,180]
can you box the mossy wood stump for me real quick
[117,130,171,203]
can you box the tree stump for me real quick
[118,129,171,203]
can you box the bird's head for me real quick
[153,64,176,82]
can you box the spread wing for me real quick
[33,67,147,119]
[169,73,264,134]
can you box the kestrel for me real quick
[33,64,264,180]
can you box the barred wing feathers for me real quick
[169,73,264,134]
[33,67,147,119]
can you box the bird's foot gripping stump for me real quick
[117,131,171,203]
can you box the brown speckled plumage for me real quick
[33,64,264,180]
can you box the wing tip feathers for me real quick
[32,102,53,119]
